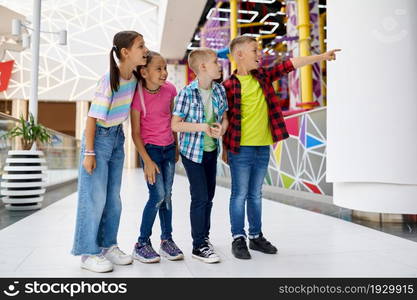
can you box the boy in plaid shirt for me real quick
[172,48,228,263]
[223,35,340,259]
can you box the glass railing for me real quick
[0,112,80,187]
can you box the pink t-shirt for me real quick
[132,81,177,146]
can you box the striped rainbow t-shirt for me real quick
[88,73,137,127]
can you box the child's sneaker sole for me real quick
[81,262,113,273]
[192,254,220,264]
[132,253,161,263]
[159,248,184,261]
[248,243,277,254]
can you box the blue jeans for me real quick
[228,146,270,239]
[181,149,217,249]
[72,124,125,256]
[138,143,176,244]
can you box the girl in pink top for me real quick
[130,51,183,263]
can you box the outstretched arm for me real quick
[290,49,341,69]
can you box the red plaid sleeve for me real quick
[265,59,295,82]
[222,78,241,153]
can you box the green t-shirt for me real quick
[236,74,273,146]
[199,87,217,151]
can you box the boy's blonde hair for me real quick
[188,48,217,74]
[229,35,257,54]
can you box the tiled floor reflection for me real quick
[0,181,77,230]
[268,194,417,243]
[0,169,416,277]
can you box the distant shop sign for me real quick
[0,60,14,92]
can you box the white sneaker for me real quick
[103,245,133,265]
[81,255,113,273]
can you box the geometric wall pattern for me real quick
[269,107,331,195]
[0,0,160,101]
[213,107,332,196]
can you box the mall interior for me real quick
[0,0,416,277]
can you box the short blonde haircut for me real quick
[188,48,217,74]
[229,35,257,54]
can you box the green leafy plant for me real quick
[2,113,51,150]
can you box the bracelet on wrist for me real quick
[84,152,96,156]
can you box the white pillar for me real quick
[75,101,89,140]
[11,99,28,150]
[29,0,41,121]
[326,0,417,213]
[12,99,28,120]
[123,121,137,169]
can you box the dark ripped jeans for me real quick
[138,143,176,244]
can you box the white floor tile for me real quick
[0,168,416,277]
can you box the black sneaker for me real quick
[249,234,277,254]
[192,245,220,263]
[232,237,251,259]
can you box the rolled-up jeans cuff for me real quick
[248,234,260,239]
[233,234,246,240]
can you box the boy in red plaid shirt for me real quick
[222,35,340,259]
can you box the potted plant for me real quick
[1,114,51,210]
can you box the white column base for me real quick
[334,182,417,214]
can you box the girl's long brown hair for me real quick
[110,31,142,93]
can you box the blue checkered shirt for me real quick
[173,79,228,163]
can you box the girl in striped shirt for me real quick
[72,31,148,273]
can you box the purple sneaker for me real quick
[159,239,184,261]
[132,242,160,263]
